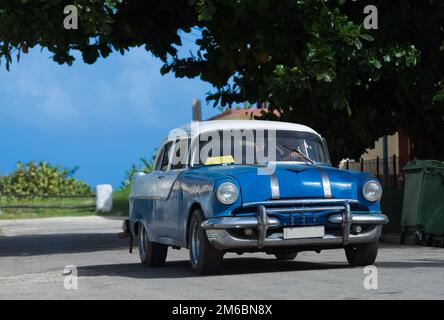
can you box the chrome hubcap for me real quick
[191,222,200,265]
[140,226,148,257]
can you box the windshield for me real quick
[192,129,330,166]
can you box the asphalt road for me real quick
[1,216,444,299]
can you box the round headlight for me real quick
[216,182,239,205]
[362,180,383,202]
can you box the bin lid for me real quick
[404,160,444,172]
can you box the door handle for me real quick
[158,175,165,179]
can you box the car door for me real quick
[155,139,189,242]
[160,138,190,241]
[129,145,164,242]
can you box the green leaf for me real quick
[359,33,374,42]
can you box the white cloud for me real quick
[0,47,215,132]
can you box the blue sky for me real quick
[0,47,220,188]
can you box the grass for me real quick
[0,187,130,220]
[109,187,130,216]
[0,209,97,220]
[0,195,95,207]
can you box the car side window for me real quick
[154,148,164,171]
[171,138,190,170]
[160,142,173,171]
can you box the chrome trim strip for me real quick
[267,206,345,213]
[328,213,389,225]
[129,195,163,200]
[269,173,280,199]
[201,214,388,230]
[243,198,359,208]
[318,167,332,198]
[201,216,281,230]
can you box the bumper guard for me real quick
[201,199,388,249]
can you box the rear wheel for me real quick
[274,253,298,260]
[345,241,379,266]
[415,231,427,246]
[138,224,168,267]
[400,231,406,245]
[426,234,434,247]
[189,209,223,274]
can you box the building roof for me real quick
[206,108,265,120]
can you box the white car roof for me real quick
[172,120,321,139]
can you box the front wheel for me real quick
[189,210,223,274]
[138,223,168,267]
[345,241,379,267]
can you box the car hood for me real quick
[195,163,361,204]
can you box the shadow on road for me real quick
[3,230,444,277]
[0,233,127,257]
[77,256,444,279]
[375,259,444,269]
[77,257,350,279]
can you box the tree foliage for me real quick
[0,162,91,196]
[1,0,444,163]
[121,155,156,189]
[0,0,196,68]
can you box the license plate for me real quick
[283,226,325,239]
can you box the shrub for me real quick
[121,153,156,188]
[0,161,92,196]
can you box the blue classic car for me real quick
[122,120,388,274]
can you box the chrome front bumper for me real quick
[201,199,388,251]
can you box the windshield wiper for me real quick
[282,144,314,165]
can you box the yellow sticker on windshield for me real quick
[204,155,235,165]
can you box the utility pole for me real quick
[192,99,202,122]
[382,135,389,188]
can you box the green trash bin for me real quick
[401,160,444,243]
